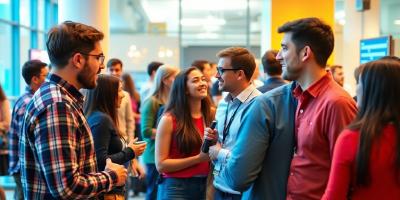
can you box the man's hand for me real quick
[209,142,222,161]
[105,158,128,186]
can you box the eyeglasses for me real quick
[80,52,105,65]
[216,67,241,75]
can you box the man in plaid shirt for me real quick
[20,21,127,199]
[8,60,48,200]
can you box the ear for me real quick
[301,46,312,62]
[237,70,245,81]
[31,76,39,85]
[71,53,85,70]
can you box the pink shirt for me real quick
[322,125,400,200]
[163,114,209,178]
[287,73,357,200]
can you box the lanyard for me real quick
[221,89,255,144]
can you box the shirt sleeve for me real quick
[140,98,159,139]
[216,97,271,192]
[91,115,135,170]
[124,92,135,139]
[34,102,116,199]
[325,98,357,157]
[322,130,356,200]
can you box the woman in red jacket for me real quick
[322,56,400,200]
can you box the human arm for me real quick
[215,97,272,191]
[140,98,159,140]
[155,115,209,173]
[322,130,356,200]
[90,114,136,169]
[123,92,135,141]
[34,103,119,199]
[0,100,11,132]
[131,158,146,179]
[325,98,357,157]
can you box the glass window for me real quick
[20,0,31,26]
[38,0,45,31]
[380,0,400,39]
[0,0,11,20]
[20,28,31,92]
[0,22,12,96]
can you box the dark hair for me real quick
[278,17,334,67]
[107,58,123,69]
[217,47,256,81]
[348,58,400,186]
[191,60,209,72]
[46,21,104,68]
[329,65,343,74]
[261,50,282,76]
[121,73,140,103]
[164,67,214,155]
[22,60,47,85]
[0,84,6,101]
[147,61,163,76]
[84,74,121,134]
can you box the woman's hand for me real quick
[127,138,147,157]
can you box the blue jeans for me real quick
[145,164,159,200]
[157,177,207,200]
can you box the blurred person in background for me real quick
[121,73,146,197]
[84,74,147,200]
[155,67,214,199]
[0,83,10,177]
[322,57,400,199]
[107,58,135,142]
[140,61,163,102]
[258,50,286,93]
[141,65,180,200]
[8,60,48,200]
[329,65,344,87]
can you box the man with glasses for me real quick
[8,60,48,200]
[20,21,127,199]
[205,47,261,200]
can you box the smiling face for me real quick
[187,69,208,99]
[276,32,305,81]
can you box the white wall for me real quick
[339,0,380,96]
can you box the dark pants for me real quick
[214,188,242,200]
[13,173,24,200]
[157,177,207,200]
[145,164,159,200]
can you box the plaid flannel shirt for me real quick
[20,73,117,199]
[8,86,33,175]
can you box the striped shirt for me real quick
[20,73,117,199]
[8,86,34,175]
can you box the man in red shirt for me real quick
[276,17,357,200]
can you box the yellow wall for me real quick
[271,0,335,64]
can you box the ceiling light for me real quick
[181,16,226,26]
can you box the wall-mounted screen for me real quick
[360,36,392,64]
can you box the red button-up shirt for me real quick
[287,73,357,200]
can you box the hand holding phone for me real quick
[201,121,217,153]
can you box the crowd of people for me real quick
[0,17,399,200]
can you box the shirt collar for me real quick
[224,84,257,104]
[47,73,85,105]
[293,72,332,99]
[25,86,34,94]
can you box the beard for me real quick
[77,63,98,89]
[282,64,303,81]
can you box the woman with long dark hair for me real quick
[155,67,214,199]
[84,74,147,200]
[323,57,400,199]
[141,65,180,200]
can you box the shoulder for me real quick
[87,111,113,125]
[336,129,359,148]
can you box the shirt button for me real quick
[299,109,304,114]
[290,172,294,176]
